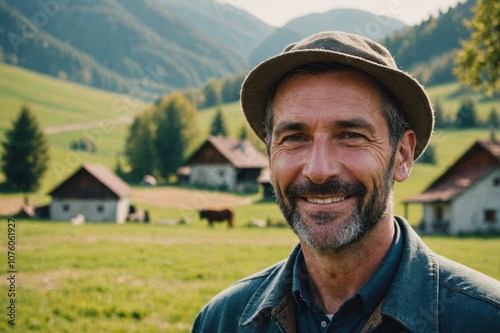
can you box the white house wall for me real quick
[50,198,129,223]
[190,164,236,190]
[450,168,500,235]
[115,198,130,224]
[422,203,451,229]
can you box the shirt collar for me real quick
[291,219,404,316]
[357,220,403,314]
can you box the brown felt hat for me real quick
[240,31,434,160]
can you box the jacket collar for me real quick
[381,217,439,332]
[239,217,440,332]
[239,246,299,326]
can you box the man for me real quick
[192,31,500,332]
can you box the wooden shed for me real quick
[405,141,500,235]
[185,136,268,192]
[49,163,131,223]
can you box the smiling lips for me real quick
[306,196,347,204]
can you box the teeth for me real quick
[307,197,345,204]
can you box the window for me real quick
[493,178,500,186]
[435,207,444,221]
[484,210,497,223]
[97,205,104,213]
[63,204,69,212]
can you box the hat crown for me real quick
[284,31,397,70]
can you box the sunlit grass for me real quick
[0,220,497,332]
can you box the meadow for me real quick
[0,219,499,333]
[1,63,500,332]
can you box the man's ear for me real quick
[394,130,416,182]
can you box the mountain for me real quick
[153,0,275,58]
[381,0,474,71]
[250,8,406,65]
[381,0,475,85]
[0,0,248,98]
[0,1,131,93]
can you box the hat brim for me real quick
[241,49,433,160]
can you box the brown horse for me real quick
[199,208,234,228]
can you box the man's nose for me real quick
[302,138,341,184]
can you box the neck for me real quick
[300,216,395,314]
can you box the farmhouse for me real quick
[258,168,274,199]
[49,163,131,223]
[404,140,500,235]
[185,136,268,192]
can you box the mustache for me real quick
[286,179,366,198]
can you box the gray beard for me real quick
[274,156,395,252]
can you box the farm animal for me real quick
[199,208,234,228]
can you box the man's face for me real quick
[269,70,411,252]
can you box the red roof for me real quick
[405,141,500,203]
[187,136,268,169]
[50,163,131,198]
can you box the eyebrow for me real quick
[273,121,308,137]
[334,118,377,134]
[273,117,377,137]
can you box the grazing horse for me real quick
[199,208,234,228]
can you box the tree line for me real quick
[1,0,499,194]
[179,73,246,110]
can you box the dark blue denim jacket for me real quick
[192,217,500,332]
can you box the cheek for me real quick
[270,149,303,188]
[343,151,392,185]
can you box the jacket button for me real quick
[280,313,286,319]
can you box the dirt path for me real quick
[131,187,254,210]
[44,117,133,134]
[0,197,24,216]
[0,187,254,216]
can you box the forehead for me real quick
[273,69,384,121]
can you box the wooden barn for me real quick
[185,136,268,192]
[49,163,131,223]
[404,141,500,235]
[258,168,274,199]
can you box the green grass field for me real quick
[1,64,500,332]
[0,220,498,332]
[2,63,500,222]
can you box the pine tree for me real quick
[1,104,49,195]
[203,79,222,108]
[433,99,446,129]
[154,92,198,179]
[417,143,437,165]
[209,106,228,137]
[238,125,248,140]
[487,107,499,129]
[125,112,156,180]
[455,98,478,128]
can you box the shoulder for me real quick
[210,260,285,308]
[438,254,500,305]
[192,260,287,331]
[436,255,500,329]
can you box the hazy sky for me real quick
[225,0,467,27]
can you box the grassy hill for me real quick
[1,0,248,95]
[1,63,500,224]
[0,63,148,195]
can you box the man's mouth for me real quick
[305,196,347,204]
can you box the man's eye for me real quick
[283,134,305,142]
[342,132,364,139]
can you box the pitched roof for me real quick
[189,136,268,169]
[405,141,500,203]
[50,163,131,198]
